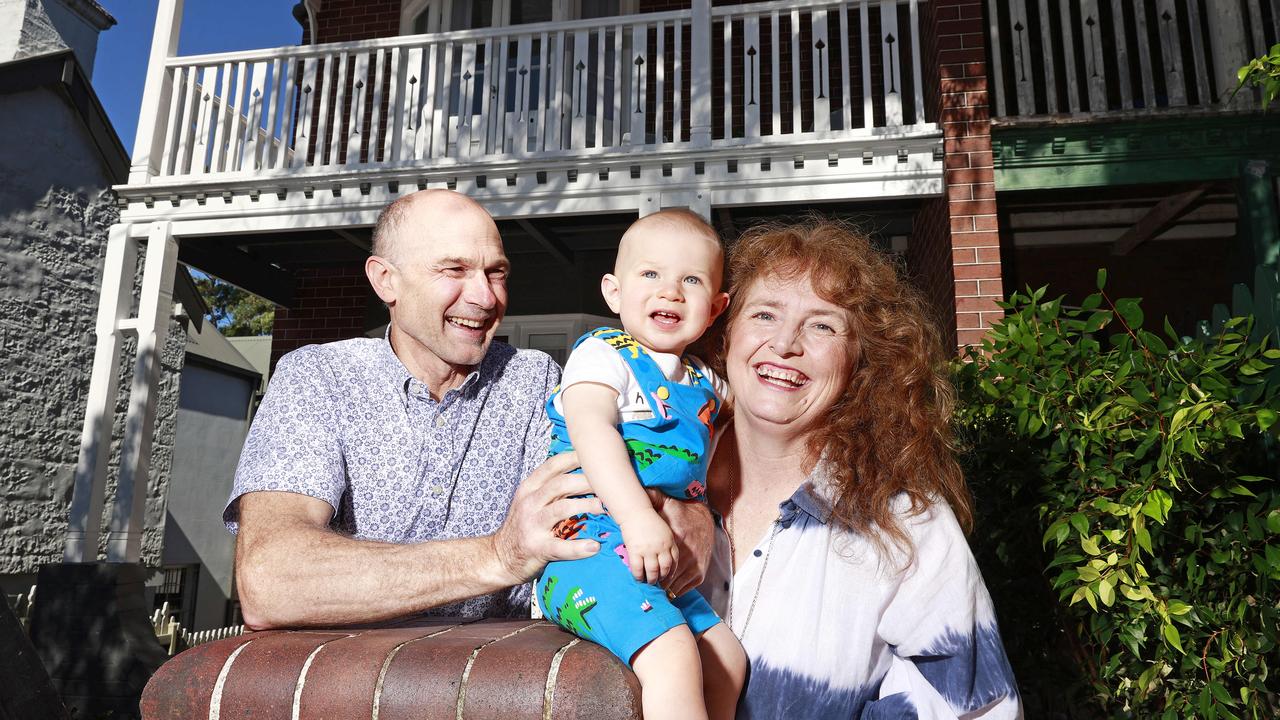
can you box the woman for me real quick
[700,219,1021,718]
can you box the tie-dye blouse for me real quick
[701,467,1022,719]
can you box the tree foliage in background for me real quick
[956,275,1279,718]
[1236,44,1280,110]
[194,274,274,336]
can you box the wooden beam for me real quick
[178,241,296,307]
[1111,184,1212,256]
[334,228,372,253]
[515,219,575,269]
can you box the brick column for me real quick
[270,265,372,370]
[911,0,1003,351]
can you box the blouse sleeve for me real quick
[867,502,1022,719]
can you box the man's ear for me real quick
[601,274,623,315]
[366,255,398,306]
[707,291,730,326]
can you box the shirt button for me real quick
[723,581,730,591]
[435,416,446,427]
[752,549,762,557]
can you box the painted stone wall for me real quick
[0,85,183,579]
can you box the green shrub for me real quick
[956,274,1280,718]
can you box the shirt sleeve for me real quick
[223,346,347,533]
[689,355,732,406]
[511,351,563,613]
[551,337,629,416]
[872,502,1022,719]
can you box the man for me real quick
[225,190,709,628]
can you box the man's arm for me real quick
[235,452,602,629]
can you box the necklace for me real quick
[725,514,781,640]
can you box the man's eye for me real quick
[640,270,658,279]
[488,269,508,280]
[683,276,702,285]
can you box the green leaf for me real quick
[1256,408,1277,431]
[1069,512,1089,536]
[1081,535,1102,555]
[1210,681,1237,707]
[1096,268,1107,290]
[1084,311,1112,334]
[1135,526,1152,553]
[1115,298,1144,328]
[1167,600,1191,616]
[1097,578,1115,606]
[1162,623,1184,653]
[1142,489,1173,524]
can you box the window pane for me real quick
[579,0,620,19]
[511,0,553,24]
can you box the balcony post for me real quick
[689,0,712,147]
[129,0,185,184]
[1205,1,1252,110]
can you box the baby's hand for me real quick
[618,511,678,585]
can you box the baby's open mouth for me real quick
[651,311,681,326]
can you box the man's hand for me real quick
[653,494,714,597]
[492,452,604,585]
[618,510,678,584]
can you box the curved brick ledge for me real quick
[140,618,641,719]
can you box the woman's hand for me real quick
[618,510,679,584]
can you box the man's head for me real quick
[366,190,510,383]
[601,209,728,355]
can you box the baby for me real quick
[536,209,746,719]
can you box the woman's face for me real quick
[726,272,855,437]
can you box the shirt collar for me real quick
[378,327,482,404]
[779,462,836,528]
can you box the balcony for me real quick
[986,0,1280,123]
[118,0,944,227]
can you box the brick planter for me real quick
[140,618,641,719]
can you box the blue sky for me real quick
[95,1,302,153]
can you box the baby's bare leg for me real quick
[630,625,708,720]
[697,623,747,720]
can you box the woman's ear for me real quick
[601,273,623,314]
[366,255,398,306]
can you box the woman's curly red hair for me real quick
[720,217,972,556]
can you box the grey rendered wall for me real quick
[162,362,253,630]
[0,85,184,578]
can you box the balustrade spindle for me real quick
[631,24,647,146]
[744,15,761,138]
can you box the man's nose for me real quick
[463,272,497,309]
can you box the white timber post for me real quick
[105,222,180,563]
[129,0,185,184]
[689,0,712,147]
[1205,1,1252,109]
[64,225,138,563]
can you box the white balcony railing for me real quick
[987,0,1280,120]
[138,1,934,184]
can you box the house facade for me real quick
[70,0,1280,565]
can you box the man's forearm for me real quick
[237,510,518,628]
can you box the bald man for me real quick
[225,191,712,628]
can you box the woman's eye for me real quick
[814,323,834,333]
[641,270,658,279]
[751,311,775,321]
[683,276,702,285]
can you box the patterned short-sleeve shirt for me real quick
[224,336,560,618]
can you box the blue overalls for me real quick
[535,328,723,666]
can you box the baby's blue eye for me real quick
[641,270,658,279]
[683,276,702,285]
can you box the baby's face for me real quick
[602,226,728,355]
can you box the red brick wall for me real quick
[270,265,372,369]
[911,0,1001,351]
[312,0,400,43]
